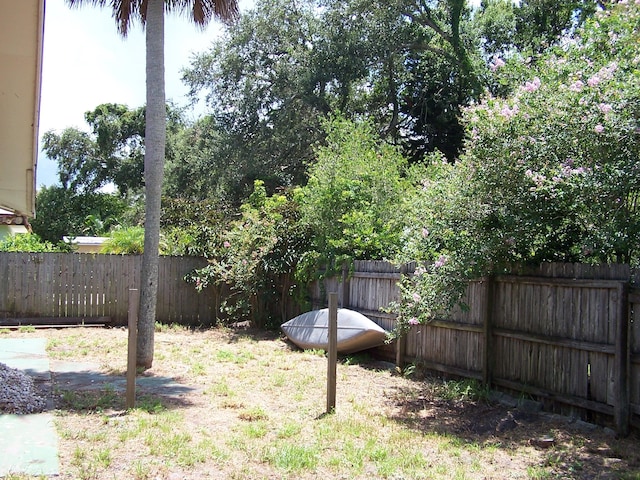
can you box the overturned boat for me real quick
[281,308,388,354]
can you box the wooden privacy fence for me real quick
[0,252,216,325]
[2,252,638,432]
[310,261,639,434]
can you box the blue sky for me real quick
[37,0,253,189]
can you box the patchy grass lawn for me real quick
[2,325,639,480]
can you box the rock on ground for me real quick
[0,362,46,414]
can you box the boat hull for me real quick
[281,308,388,354]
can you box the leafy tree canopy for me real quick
[180,0,603,204]
[31,186,128,243]
[42,102,185,196]
[0,233,70,253]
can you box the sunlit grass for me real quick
[6,327,637,480]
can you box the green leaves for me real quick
[390,2,640,330]
[187,180,311,327]
[0,233,68,253]
[465,2,640,265]
[300,117,408,265]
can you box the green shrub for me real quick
[101,226,145,254]
[298,116,411,280]
[186,181,312,328]
[0,232,69,252]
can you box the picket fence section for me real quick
[310,261,639,434]
[0,252,215,325]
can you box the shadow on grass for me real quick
[224,326,281,344]
[18,365,198,414]
[386,383,640,479]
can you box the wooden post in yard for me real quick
[395,325,406,370]
[395,262,409,370]
[126,288,139,409]
[327,292,338,413]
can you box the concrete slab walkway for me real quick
[0,338,59,477]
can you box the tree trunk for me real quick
[137,0,165,369]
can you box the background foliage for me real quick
[30,0,630,329]
[391,1,640,328]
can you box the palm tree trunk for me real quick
[137,0,165,369]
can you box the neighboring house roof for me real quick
[0,207,31,230]
[63,236,109,254]
[63,236,109,246]
[0,0,45,217]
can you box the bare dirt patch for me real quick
[2,326,639,479]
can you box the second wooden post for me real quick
[326,292,338,413]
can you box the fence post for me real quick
[126,288,140,409]
[341,263,350,308]
[614,282,630,436]
[326,292,338,413]
[395,263,411,370]
[482,276,495,387]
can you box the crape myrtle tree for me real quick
[67,0,239,369]
[391,0,640,329]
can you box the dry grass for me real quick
[2,325,639,480]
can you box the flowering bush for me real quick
[392,1,640,329]
[186,180,311,327]
[467,1,640,265]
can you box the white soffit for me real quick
[0,0,45,216]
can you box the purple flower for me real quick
[490,57,505,71]
[434,255,448,268]
[223,241,231,248]
[523,77,541,93]
[500,103,519,119]
[412,292,422,303]
[594,124,604,133]
[569,80,584,92]
[600,63,617,79]
[598,103,612,114]
[408,318,420,326]
[587,75,601,87]
[421,228,429,238]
